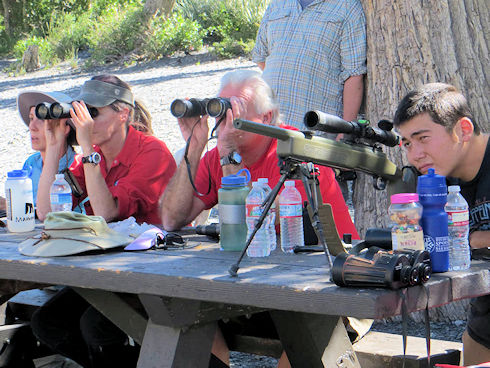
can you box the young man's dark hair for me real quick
[393,82,480,134]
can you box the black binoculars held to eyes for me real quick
[170,98,232,118]
[35,102,99,120]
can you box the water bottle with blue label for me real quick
[218,169,251,251]
[417,168,449,272]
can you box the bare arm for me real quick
[161,115,210,230]
[342,75,364,122]
[70,101,119,222]
[257,62,265,71]
[470,231,490,249]
[0,197,5,211]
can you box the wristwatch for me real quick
[220,151,242,166]
[81,152,102,166]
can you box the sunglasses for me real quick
[151,232,187,250]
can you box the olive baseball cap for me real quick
[75,80,134,107]
[17,91,74,128]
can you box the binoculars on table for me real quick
[170,98,231,118]
[35,102,99,120]
[331,229,431,290]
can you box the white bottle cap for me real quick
[448,185,461,192]
[55,173,64,180]
[257,178,268,184]
[251,181,259,187]
[284,180,295,187]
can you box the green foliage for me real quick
[89,4,147,64]
[13,36,56,66]
[45,12,96,60]
[176,0,268,57]
[146,13,203,58]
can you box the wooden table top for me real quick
[0,228,488,320]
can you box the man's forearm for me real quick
[160,153,203,230]
[342,75,364,122]
[470,231,490,249]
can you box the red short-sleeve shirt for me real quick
[194,126,359,239]
[70,127,177,224]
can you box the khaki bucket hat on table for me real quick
[19,212,133,257]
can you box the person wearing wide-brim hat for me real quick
[17,90,77,207]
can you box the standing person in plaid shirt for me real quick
[252,0,367,201]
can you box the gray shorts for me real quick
[467,295,490,349]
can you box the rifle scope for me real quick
[304,110,400,147]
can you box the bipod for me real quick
[228,159,333,277]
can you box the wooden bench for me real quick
[4,291,463,368]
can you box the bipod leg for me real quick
[229,171,289,277]
[299,164,333,268]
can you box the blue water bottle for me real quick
[417,168,449,272]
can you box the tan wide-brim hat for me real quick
[19,212,133,257]
[17,91,75,129]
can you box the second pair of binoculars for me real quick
[35,102,99,120]
[170,97,231,119]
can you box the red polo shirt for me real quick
[194,126,359,239]
[70,126,176,224]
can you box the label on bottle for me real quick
[219,204,245,224]
[424,234,449,252]
[246,204,263,218]
[280,203,302,218]
[51,193,72,204]
[447,210,469,226]
[392,230,425,251]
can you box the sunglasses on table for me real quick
[151,232,188,250]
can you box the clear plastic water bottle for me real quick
[279,180,304,253]
[445,185,471,271]
[246,182,270,257]
[257,178,276,251]
[50,173,72,212]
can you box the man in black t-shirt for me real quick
[393,83,489,366]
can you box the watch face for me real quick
[92,152,101,164]
[231,152,242,164]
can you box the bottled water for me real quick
[257,178,276,251]
[50,173,72,212]
[279,180,304,253]
[246,182,271,257]
[445,185,471,271]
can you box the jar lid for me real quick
[7,169,28,178]
[221,168,251,187]
[391,193,419,204]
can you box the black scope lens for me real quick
[170,98,208,118]
[303,110,400,147]
[206,98,231,118]
[50,102,73,119]
[35,103,52,119]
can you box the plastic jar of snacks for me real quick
[389,193,425,251]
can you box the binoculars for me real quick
[170,98,231,118]
[331,228,431,289]
[35,102,99,120]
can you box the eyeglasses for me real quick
[151,232,187,250]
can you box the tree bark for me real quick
[2,0,11,35]
[354,0,490,237]
[143,0,175,18]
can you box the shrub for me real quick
[89,4,148,64]
[146,12,203,58]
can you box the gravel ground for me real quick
[1,53,467,367]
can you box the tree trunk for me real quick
[2,0,11,35]
[143,0,175,18]
[354,0,490,237]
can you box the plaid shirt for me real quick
[253,0,367,129]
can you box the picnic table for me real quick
[0,226,488,368]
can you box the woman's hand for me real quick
[70,101,94,152]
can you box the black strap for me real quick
[184,119,212,197]
[423,284,431,368]
[400,289,408,368]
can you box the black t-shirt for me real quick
[449,138,490,234]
